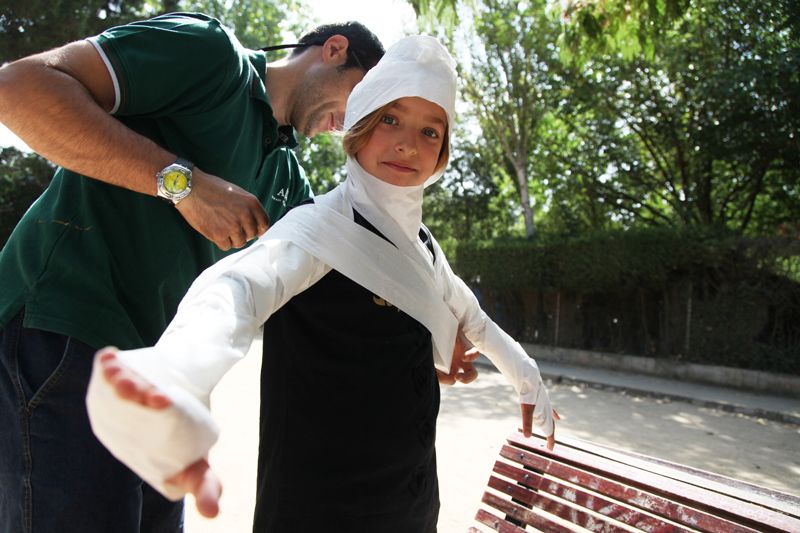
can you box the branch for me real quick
[639,71,681,188]
[600,85,677,189]
[596,182,675,225]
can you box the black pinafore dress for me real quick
[254,210,440,533]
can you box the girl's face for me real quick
[355,97,447,187]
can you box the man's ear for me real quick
[321,34,350,67]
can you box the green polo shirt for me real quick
[0,13,312,349]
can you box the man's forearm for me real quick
[0,42,172,196]
[0,40,273,249]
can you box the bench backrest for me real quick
[472,432,800,533]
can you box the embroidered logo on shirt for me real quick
[271,187,289,207]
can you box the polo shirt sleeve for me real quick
[87,13,243,117]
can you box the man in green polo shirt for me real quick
[0,13,384,533]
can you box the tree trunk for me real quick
[697,158,714,225]
[513,159,535,239]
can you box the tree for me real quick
[567,0,800,233]
[423,133,519,242]
[1,1,309,66]
[525,111,622,235]
[177,0,305,49]
[0,1,149,64]
[459,0,569,239]
[410,0,691,62]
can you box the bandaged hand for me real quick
[85,347,221,515]
[520,401,561,451]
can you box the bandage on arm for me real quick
[85,238,328,499]
[436,249,555,437]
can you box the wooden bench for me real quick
[472,431,800,532]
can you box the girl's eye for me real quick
[423,127,440,139]
[381,115,398,125]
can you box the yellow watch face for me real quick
[163,170,188,194]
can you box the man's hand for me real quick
[175,169,270,251]
[437,330,480,385]
[520,404,561,450]
[97,348,223,518]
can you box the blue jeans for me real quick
[0,311,183,532]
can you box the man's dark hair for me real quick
[261,21,384,73]
[295,21,384,72]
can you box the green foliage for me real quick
[0,0,149,64]
[0,148,53,246]
[525,109,623,235]
[176,0,306,49]
[409,0,461,38]
[410,0,693,63]
[0,1,309,65]
[454,227,800,373]
[423,137,520,242]
[557,0,691,63]
[454,226,800,292]
[545,0,800,234]
[293,133,346,194]
[415,0,798,240]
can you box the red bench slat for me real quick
[475,508,534,532]
[482,492,575,532]
[506,433,800,532]
[549,434,800,519]
[475,433,800,533]
[498,444,757,533]
[487,474,630,532]
[491,461,695,532]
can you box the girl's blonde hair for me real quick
[343,101,450,176]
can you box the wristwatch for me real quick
[156,158,194,204]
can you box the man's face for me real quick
[291,65,366,138]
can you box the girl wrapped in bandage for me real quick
[86,35,558,532]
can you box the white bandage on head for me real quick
[344,35,457,187]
